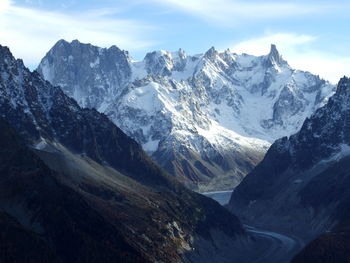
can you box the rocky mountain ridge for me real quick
[38,40,335,190]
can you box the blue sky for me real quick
[1,0,350,83]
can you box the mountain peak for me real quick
[335,77,350,107]
[53,39,98,51]
[0,44,16,61]
[337,76,350,92]
[71,39,81,44]
[265,43,287,67]
[177,48,186,59]
[269,44,279,56]
[0,44,24,69]
[224,48,232,54]
[108,44,123,52]
[0,44,11,56]
[53,39,82,50]
[204,46,218,59]
[55,39,69,46]
[144,50,166,59]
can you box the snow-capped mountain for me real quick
[38,40,335,191]
[229,77,350,244]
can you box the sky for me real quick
[1,0,350,83]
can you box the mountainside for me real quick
[37,40,335,191]
[0,119,145,262]
[229,77,350,244]
[292,218,350,263]
[0,44,252,262]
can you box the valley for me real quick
[203,191,304,263]
[1,0,350,261]
[0,35,349,262]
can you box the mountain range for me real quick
[37,40,335,191]
[2,39,349,262]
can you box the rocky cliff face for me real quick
[229,77,350,243]
[37,40,335,191]
[0,44,249,262]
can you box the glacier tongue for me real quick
[37,40,336,191]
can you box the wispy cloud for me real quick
[0,0,158,66]
[230,33,350,83]
[147,0,340,26]
[0,0,11,12]
[230,33,316,55]
[289,55,350,84]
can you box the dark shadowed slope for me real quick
[0,119,145,262]
[229,76,350,248]
[292,157,350,263]
[292,218,350,263]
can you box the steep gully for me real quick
[202,191,304,262]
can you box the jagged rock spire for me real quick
[204,46,218,60]
[266,44,287,67]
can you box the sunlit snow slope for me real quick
[38,40,335,191]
